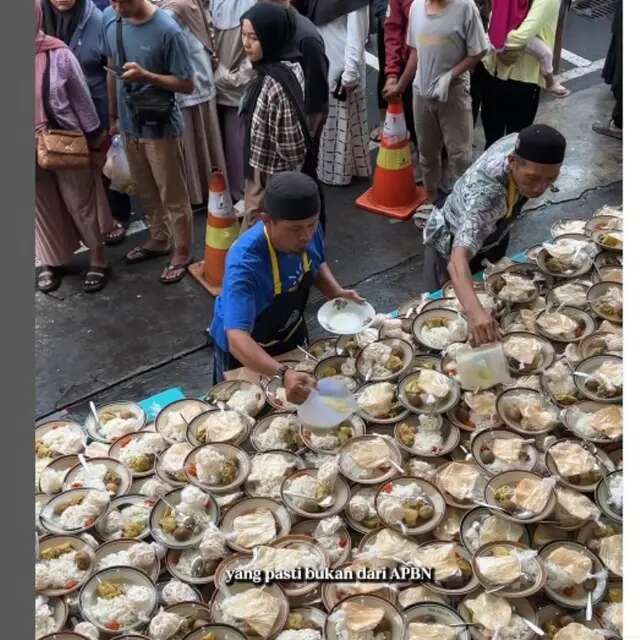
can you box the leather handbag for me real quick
[37,51,90,171]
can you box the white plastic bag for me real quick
[103,135,136,195]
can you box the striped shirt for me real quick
[248,61,307,175]
[424,134,525,258]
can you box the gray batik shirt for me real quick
[424,134,521,259]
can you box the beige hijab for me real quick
[156,0,215,54]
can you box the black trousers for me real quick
[612,91,622,129]
[376,15,417,144]
[470,63,484,126]
[479,63,541,149]
[102,175,132,224]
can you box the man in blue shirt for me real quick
[103,0,195,284]
[210,172,362,404]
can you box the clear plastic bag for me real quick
[456,343,512,391]
[103,135,136,195]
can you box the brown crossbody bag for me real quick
[37,50,90,171]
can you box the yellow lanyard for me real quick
[504,177,520,220]
[263,227,311,296]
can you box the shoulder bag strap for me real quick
[270,63,325,230]
[42,51,62,129]
[116,17,132,94]
[271,64,315,171]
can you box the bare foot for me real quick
[546,77,571,98]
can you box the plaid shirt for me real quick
[249,62,307,175]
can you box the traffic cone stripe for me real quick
[187,168,238,295]
[355,99,426,220]
[208,213,238,230]
[208,191,234,219]
[377,145,412,172]
[382,100,409,146]
[206,223,240,251]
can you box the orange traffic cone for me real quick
[188,169,240,296]
[356,99,426,220]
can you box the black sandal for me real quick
[105,221,128,246]
[83,267,110,293]
[159,260,192,284]
[36,266,61,293]
[124,245,172,264]
[592,121,622,140]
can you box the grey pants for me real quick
[413,80,473,195]
[423,243,449,294]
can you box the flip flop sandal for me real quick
[592,122,622,140]
[36,266,61,293]
[124,245,171,264]
[105,221,128,246]
[159,260,192,285]
[549,87,571,99]
[83,267,110,293]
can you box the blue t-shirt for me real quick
[102,7,193,139]
[210,222,326,352]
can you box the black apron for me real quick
[223,227,314,372]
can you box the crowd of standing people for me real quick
[34,0,621,295]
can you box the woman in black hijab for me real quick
[42,0,86,44]
[239,4,325,231]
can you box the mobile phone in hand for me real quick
[104,65,122,78]
[333,75,347,102]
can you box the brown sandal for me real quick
[105,222,127,246]
[159,260,192,284]
[124,245,171,264]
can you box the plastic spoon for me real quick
[89,401,100,426]
[157,496,196,529]
[39,513,85,533]
[521,617,544,636]
[584,577,597,621]
[573,371,600,382]
[297,345,318,362]
[472,499,509,514]
[283,490,335,508]
[485,583,507,594]
[77,454,93,476]
[388,459,405,474]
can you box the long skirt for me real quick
[182,98,228,206]
[36,161,113,266]
[318,87,371,187]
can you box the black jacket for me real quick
[292,10,329,118]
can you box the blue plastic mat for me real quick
[138,387,186,421]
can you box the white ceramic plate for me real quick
[317,298,376,335]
